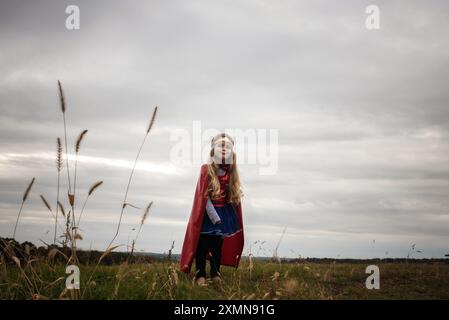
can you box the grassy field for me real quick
[2,83,448,301]
[2,259,449,300]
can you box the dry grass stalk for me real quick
[82,244,125,298]
[273,226,287,265]
[57,80,72,195]
[56,138,62,172]
[40,195,52,212]
[98,244,122,264]
[76,180,103,228]
[13,177,36,239]
[248,254,254,280]
[108,106,158,249]
[58,203,71,248]
[123,202,140,209]
[68,193,74,207]
[140,202,152,226]
[130,202,153,258]
[75,129,88,153]
[40,195,66,235]
[47,248,69,261]
[57,80,66,113]
[55,137,62,244]
[58,80,78,262]
[57,201,65,218]
[88,181,103,196]
[168,240,175,261]
[147,106,158,133]
[73,129,88,225]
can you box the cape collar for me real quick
[218,163,231,172]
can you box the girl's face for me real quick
[212,138,234,164]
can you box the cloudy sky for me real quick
[1,0,449,259]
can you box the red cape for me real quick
[180,163,245,274]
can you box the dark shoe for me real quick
[211,275,222,284]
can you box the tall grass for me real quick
[273,226,287,265]
[7,81,160,299]
[80,106,158,297]
[76,181,103,229]
[57,80,72,204]
[55,138,62,244]
[71,129,88,261]
[39,195,65,239]
[12,177,36,239]
[107,106,158,250]
[57,80,76,263]
[129,202,153,258]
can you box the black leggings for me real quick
[195,234,223,278]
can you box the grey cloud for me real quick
[1,0,449,258]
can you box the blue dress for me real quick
[200,202,241,239]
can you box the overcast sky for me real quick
[1,0,449,259]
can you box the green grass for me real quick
[2,259,449,300]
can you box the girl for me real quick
[180,133,245,286]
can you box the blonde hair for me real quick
[204,144,243,205]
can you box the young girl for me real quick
[180,133,245,286]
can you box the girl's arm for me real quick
[205,196,221,224]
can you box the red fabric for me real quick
[210,170,230,207]
[180,163,244,274]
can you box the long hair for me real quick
[204,148,243,205]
